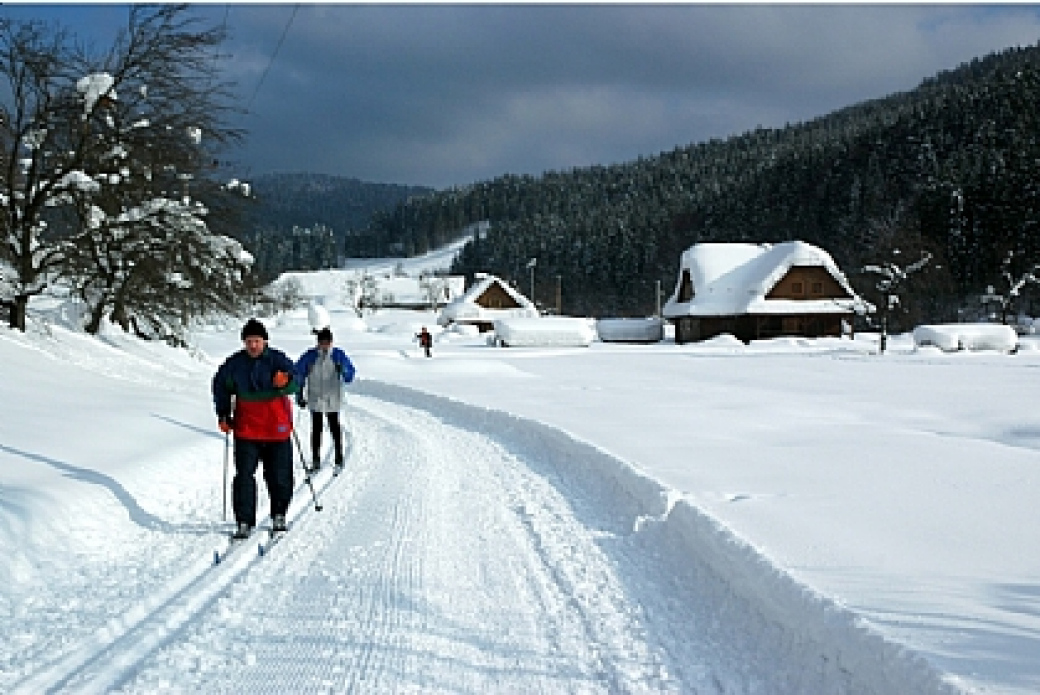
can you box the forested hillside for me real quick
[363,43,1040,325]
[238,173,431,280]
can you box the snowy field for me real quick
[2,250,1040,692]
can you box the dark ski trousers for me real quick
[233,437,293,526]
[310,411,343,465]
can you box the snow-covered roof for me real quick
[663,241,870,318]
[438,274,539,326]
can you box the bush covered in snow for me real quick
[494,317,597,347]
[912,323,1018,352]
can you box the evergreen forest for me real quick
[349,43,1040,329]
[239,173,431,280]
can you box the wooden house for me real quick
[438,273,539,332]
[662,241,871,344]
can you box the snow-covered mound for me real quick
[307,303,331,331]
[494,317,597,347]
[596,317,664,343]
[912,323,1017,352]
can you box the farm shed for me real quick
[663,241,870,344]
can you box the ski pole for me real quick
[291,427,323,512]
[222,431,230,522]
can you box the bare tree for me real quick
[863,250,933,354]
[0,6,249,334]
[976,249,1040,326]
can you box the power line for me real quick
[247,3,299,112]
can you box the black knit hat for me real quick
[316,327,333,343]
[241,318,268,341]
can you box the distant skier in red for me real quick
[416,326,433,358]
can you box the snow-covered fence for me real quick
[912,323,1018,353]
[493,317,597,347]
[596,318,664,343]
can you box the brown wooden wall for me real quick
[673,312,851,344]
[476,283,521,310]
[765,266,850,301]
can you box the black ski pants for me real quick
[233,437,293,526]
[310,411,343,465]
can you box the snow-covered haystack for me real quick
[307,304,331,332]
[494,317,597,348]
[596,318,664,343]
[912,323,1018,353]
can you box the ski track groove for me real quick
[22,393,749,693]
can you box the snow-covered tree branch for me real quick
[0,6,251,337]
[979,249,1040,325]
[862,250,933,353]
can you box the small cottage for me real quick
[662,241,871,344]
[438,273,539,332]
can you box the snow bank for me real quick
[596,317,664,343]
[494,317,596,347]
[912,323,1018,352]
[353,380,959,695]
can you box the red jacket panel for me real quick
[234,395,293,441]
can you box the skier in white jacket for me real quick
[294,327,356,471]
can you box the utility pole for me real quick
[526,257,537,304]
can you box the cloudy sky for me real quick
[4,4,1040,189]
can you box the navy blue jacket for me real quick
[212,346,298,440]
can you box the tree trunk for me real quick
[879,307,888,355]
[9,295,28,331]
[84,300,107,335]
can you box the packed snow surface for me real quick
[2,260,1040,693]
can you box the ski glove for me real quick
[218,417,234,434]
[272,371,290,388]
[296,394,307,409]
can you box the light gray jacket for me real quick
[296,346,356,412]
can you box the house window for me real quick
[792,282,803,294]
[678,270,694,302]
[811,282,823,295]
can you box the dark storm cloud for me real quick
[220,4,1040,188]
[3,4,1040,188]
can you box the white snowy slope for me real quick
[2,255,1040,693]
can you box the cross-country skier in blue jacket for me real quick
[295,326,356,471]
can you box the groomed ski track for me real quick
[17,384,957,694]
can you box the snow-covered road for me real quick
[3,314,963,695]
[11,388,927,694]
[101,395,744,693]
